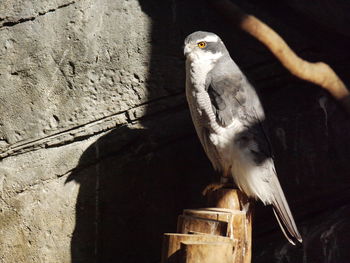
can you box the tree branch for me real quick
[208,0,350,114]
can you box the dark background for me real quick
[67,0,350,262]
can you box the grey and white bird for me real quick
[184,31,302,245]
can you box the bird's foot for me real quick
[202,182,233,196]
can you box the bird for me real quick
[184,31,302,245]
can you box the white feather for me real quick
[196,35,219,43]
[185,51,223,127]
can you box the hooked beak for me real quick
[184,44,191,57]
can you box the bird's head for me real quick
[184,31,228,63]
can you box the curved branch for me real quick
[208,0,350,114]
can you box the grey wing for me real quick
[207,62,274,162]
[206,71,244,127]
[207,67,272,160]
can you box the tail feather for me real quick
[230,151,302,244]
[271,176,302,244]
[272,204,302,244]
[272,208,296,245]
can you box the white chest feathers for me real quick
[186,51,223,91]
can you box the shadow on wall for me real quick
[65,125,212,263]
[65,0,350,262]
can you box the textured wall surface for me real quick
[0,0,350,262]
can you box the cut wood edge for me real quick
[183,208,242,222]
[177,215,228,236]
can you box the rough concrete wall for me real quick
[0,0,154,262]
[1,0,350,263]
[0,0,151,154]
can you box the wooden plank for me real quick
[183,208,246,240]
[161,233,234,263]
[180,241,235,263]
[177,215,228,236]
[183,208,232,222]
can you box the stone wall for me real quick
[0,0,349,262]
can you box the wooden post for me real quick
[161,189,252,263]
[207,189,253,263]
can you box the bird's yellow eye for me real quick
[197,41,206,48]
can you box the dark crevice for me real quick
[129,91,185,110]
[2,17,36,27]
[0,1,75,28]
[0,121,126,160]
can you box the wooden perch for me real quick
[180,241,235,263]
[161,189,252,263]
[207,189,253,263]
[207,0,350,114]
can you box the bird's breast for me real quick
[186,58,215,91]
[207,122,244,174]
[209,121,244,151]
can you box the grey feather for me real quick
[206,57,244,127]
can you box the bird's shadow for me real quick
[66,123,213,262]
